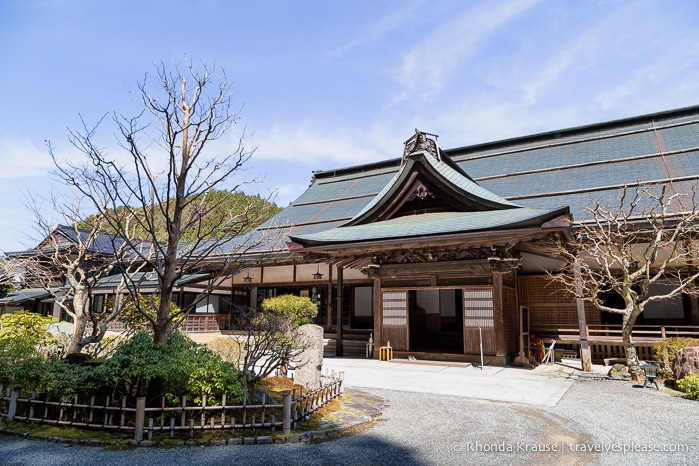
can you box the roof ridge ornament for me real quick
[403,129,440,162]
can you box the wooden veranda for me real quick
[534,324,699,363]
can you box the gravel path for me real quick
[0,378,696,465]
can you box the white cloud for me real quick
[519,18,616,105]
[0,136,53,178]
[250,124,391,167]
[595,38,699,111]
[392,0,542,104]
[332,0,427,56]
[519,1,698,108]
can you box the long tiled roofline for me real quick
[482,147,699,183]
[253,104,699,253]
[309,105,699,183]
[507,174,699,201]
[446,104,699,156]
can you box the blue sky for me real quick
[2,0,699,251]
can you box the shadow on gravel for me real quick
[0,432,428,466]
[305,434,427,466]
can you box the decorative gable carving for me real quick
[403,129,439,161]
[407,182,436,202]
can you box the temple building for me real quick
[227,106,699,364]
[5,105,699,364]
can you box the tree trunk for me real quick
[153,273,175,344]
[153,311,172,344]
[621,315,644,383]
[65,287,89,354]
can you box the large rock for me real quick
[293,324,324,389]
[608,363,630,378]
[673,346,699,380]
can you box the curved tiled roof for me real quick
[290,208,568,246]
[248,105,699,254]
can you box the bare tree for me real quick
[229,305,312,386]
[50,59,272,343]
[551,184,699,381]
[2,194,146,354]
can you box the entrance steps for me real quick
[323,338,369,357]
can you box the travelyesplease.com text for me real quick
[452,441,689,454]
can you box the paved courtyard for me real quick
[322,356,587,406]
[0,358,697,465]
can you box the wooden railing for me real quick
[0,372,343,443]
[181,314,231,332]
[533,324,699,363]
[533,324,699,341]
[108,313,232,333]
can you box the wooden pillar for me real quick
[336,266,344,356]
[282,392,291,434]
[326,266,333,330]
[574,260,592,371]
[134,397,146,442]
[492,271,506,357]
[249,287,257,308]
[373,276,382,356]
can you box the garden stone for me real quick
[673,346,699,380]
[608,363,630,377]
[294,324,324,389]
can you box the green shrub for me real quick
[207,337,243,363]
[676,373,699,399]
[261,294,317,325]
[187,347,243,404]
[0,311,59,389]
[114,293,183,334]
[101,332,243,404]
[652,337,699,378]
[36,356,110,402]
[0,346,45,391]
[0,311,58,349]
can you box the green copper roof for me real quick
[346,150,519,227]
[233,105,699,256]
[290,207,567,246]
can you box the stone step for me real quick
[323,338,371,357]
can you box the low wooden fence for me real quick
[533,324,699,363]
[0,372,343,442]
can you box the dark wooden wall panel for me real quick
[383,327,408,351]
[464,328,495,354]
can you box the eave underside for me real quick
[292,228,565,270]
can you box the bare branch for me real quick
[548,183,699,379]
[47,59,275,344]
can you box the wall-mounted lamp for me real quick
[243,269,253,283]
[11,274,24,290]
[313,264,324,280]
[629,261,639,270]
